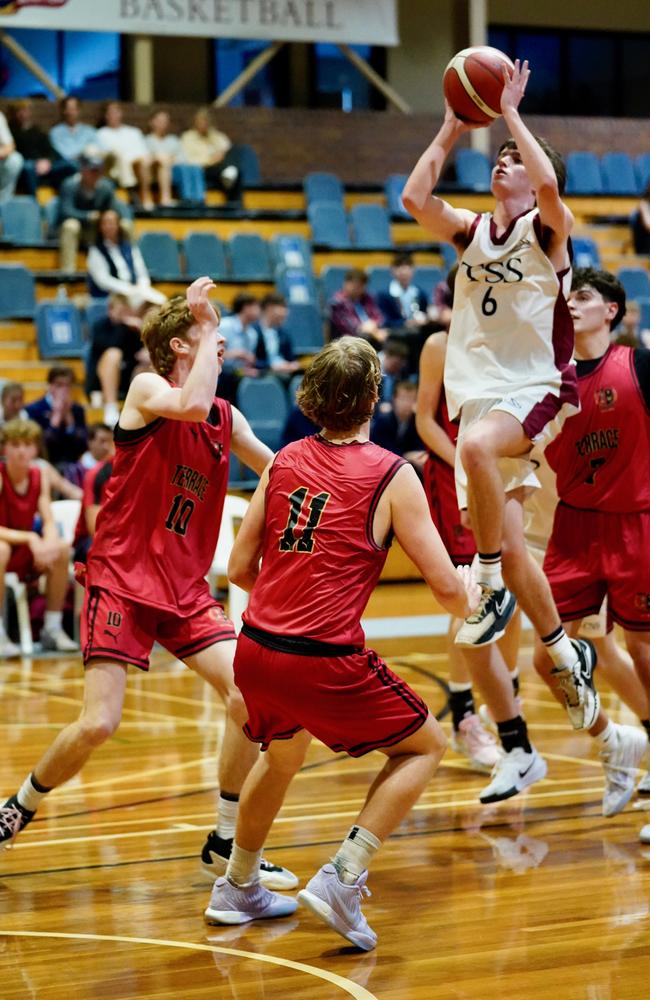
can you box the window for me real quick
[312,43,385,111]
[213,39,288,108]
[0,28,120,99]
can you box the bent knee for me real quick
[225,689,249,727]
[77,712,120,747]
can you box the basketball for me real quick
[443,46,514,126]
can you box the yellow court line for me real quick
[0,930,378,1000]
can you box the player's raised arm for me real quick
[230,406,274,476]
[402,105,477,245]
[228,464,271,591]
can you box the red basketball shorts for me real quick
[544,505,650,632]
[423,455,475,565]
[234,631,430,756]
[81,586,237,670]
[7,543,38,582]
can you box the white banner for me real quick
[0,1,399,46]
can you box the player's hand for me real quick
[457,563,482,614]
[187,276,220,333]
[443,99,484,132]
[501,58,530,116]
[28,535,59,571]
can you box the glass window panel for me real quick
[62,32,120,100]
[0,29,58,98]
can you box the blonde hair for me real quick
[1,418,42,447]
[297,336,380,432]
[140,296,220,377]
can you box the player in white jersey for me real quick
[403,59,599,739]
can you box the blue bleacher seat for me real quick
[636,296,650,332]
[350,203,392,249]
[618,267,650,301]
[283,303,324,355]
[304,172,344,206]
[572,237,601,269]
[307,200,351,249]
[0,196,43,245]
[276,267,317,305]
[270,234,312,272]
[183,232,229,281]
[235,144,261,186]
[138,232,183,280]
[412,266,444,298]
[367,266,392,297]
[635,154,650,195]
[228,451,259,489]
[566,152,604,196]
[600,152,639,196]
[85,299,109,332]
[320,265,349,304]
[288,372,303,403]
[455,149,491,191]
[439,244,457,271]
[385,174,409,219]
[0,264,36,319]
[228,233,272,281]
[35,301,85,358]
[236,375,288,451]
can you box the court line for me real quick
[0,930,378,1000]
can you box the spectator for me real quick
[96,101,154,211]
[85,293,149,428]
[80,422,114,471]
[26,365,87,473]
[0,418,77,656]
[632,182,650,255]
[73,443,114,566]
[219,291,260,368]
[0,108,23,204]
[0,382,28,425]
[251,293,301,379]
[146,109,204,204]
[377,339,410,405]
[328,268,388,346]
[49,96,98,167]
[429,266,455,331]
[57,150,131,274]
[7,99,75,196]
[87,208,166,309]
[376,252,429,331]
[370,380,426,473]
[181,107,242,204]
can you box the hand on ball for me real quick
[501,58,530,116]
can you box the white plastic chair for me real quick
[209,494,250,633]
[4,572,33,655]
[50,499,82,545]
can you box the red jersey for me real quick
[0,464,41,531]
[86,399,232,613]
[74,459,113,548]
[423,388,475,564]
[245,435,405,646]
[545,344,650,513]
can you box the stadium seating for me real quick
[439,244,456,271]
[635,154,650,194]
[307,200,351,248]
[84,299,109,332]
[413,265,444,298]
[303,172,344,206]
[0,264,36,319]
[228,233,272,280]
[636,296,650,331]
[288,372,303,403]
[367,266,392,296]
[236,375,288,451]
[276,267,318,305]
[572,237,601,269]
[319,265,349,304]
[384,174,410,218]
[455,149,492,191]
[618,267,650,300]
[349,203,392,249]
[184,232,229,281]
[566,152,604,195]
[138,232,183,280]
[600,152,639,196]
[235,143,261,186]
[1,196,44,245]
[35,301,85,358]
[270,233,312,272]
[283,302,324,355]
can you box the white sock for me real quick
[595,721,617,749]
[477,553,504,590]
[448,681,473,693]
[216,794,238,840]
[226,842,262,887]
[17,773,50,813]
[543,627,576,669]
[103,402,120,428]
[44,611,62,634]
[333,825,381,885]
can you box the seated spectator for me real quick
[147,109,204,204]
[0,418,77,655]
[328,268,388,346]
[429,267,455,331]
[57,150,132,274]
[0,381,28,425]
[73,433,114,565]
[86,294,149,427]
[217,293,261,399]
[26,365,87,474]
[7,99,75,196]
[181,107,242,204]
[376,252,429,332]
[80,422,116,472]
[370,380,426,473]
[87,208,166,309]
[377,339,410,404]
[96,101,154,211]
[0,108,23,204]
[251,293,301,379]
[49,96,98,167]
[633,182,650,255]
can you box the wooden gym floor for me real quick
[1,582,650,999]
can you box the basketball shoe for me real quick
[600,724,649,817]
[200,831,298,890]
[455,584,516,646]
[297,864,377,951]
[640,824,650,844]
[0,795,35,850]
[550,638,599,730]
[204,876,298,925]
[40,628,78,653]
[636,771,650,797]
[451,714,501,773]
[479,746,547,804]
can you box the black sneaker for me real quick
[0,795,35,850]
[550,638,599,731]
[199,830,298,890]
[454,585,517,646]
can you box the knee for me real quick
[77,710,120,748]
[460,430,495,474]
[225,688,249,728]
[62,218,80,235]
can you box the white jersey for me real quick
[444,208,578,421]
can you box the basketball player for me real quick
[202,336,480,950]
[531,268,650,826]
[402,58,598,731]
[0,277,296,889]
[417,328,548,802]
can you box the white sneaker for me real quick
[636,771,650,797]
[204,876,298,925]
[297,864,376,951]
[40,629,78,653]
[478,697,524,733]
[479,746,547,804]
[600,724,649,817]
[550,638,599,731]
[451,713,501,773]
[221,165,239,189]
[103,402,120,429]
[455,585,516,647]
[199,831,299,890]
[640,824,650,844]
[0,637,21,658]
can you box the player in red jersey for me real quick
[203,336,480,950]
[532,268,650,832]
[0,278,297,889]
[72,435,115,565]
[0,417,77,656]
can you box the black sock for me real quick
[641,720,650,739]
[497,716,532,754]
[449,687,475,731]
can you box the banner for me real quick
[0,1,399,46]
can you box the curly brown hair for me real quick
[296,336,380,432]
[141,296,220,377]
